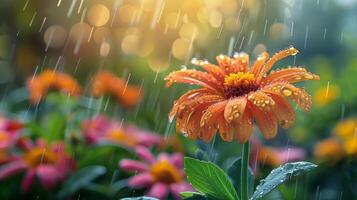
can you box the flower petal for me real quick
[224,96,247,123]
[216,54,237,74]
[200,101,227,128]
[125,125,161,146]
[0,161,27,179]
[165,69,223,92]
[247,91,276,112]
[135,146,156,164]
[170,182,194,200]
[175,95,223,137]
[269,93,296,129]
[276,147,306,163]
[218,116,232,140]
[192,59,226,82]
[258,47,299,80]
[232,52,249,72]
[251,106,278,139]
[250,51,269,77]
[147,182,169,200]
[186,104,216,142]
[36,165,60,189]
[262,82,312,112]
[234,109,254,143]
[200,101,229,141]
[169,89,213,122]
[128,172,154,188]
[262,67,320,84]
[119,159,148,172]
[280,84,312,112]
[21,169,36,193]
[169,153,183,168]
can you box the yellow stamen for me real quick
[150,159,181,184]
[224,72,256,88]
[24,147,58,168]
[107,130,138,147]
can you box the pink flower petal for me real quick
[147,182,169,199]
[119,159,148,172]
[36,139,47,148]
[170,182,195,200]
[36,165,60,189]
[21,169,36,193]
[16,138,34,151]
[277,147,306,164]
[135,146,156,164]
[125,125,161,146]
[55,156,75,180]
[0,161,27,179]
[158,152,170,161]
[128,172,154,188]
[169,153,183,168]
[0,138,12,150]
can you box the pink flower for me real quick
[119,146,194,199]
[0,115,23,150]
[250,137,306,169]
[0,138,75,192]
[81,116,161,148]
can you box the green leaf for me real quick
[184,157,240,200]
[44,112,66,141]
[227,158,254,198]
[250,161,317,200]
[181,191,208,200]
[57,166,107,198]
[121,197,159,200]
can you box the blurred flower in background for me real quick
[314,84,341,107]
[0,115,23,150]
[0,138,75,192]
[27,70,81,104]
[314,117,357,164]
[81,116,161,147]
[91,71,143,108]
[250,137,306,169]
[120,146,193,199]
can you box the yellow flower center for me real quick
[107,130,138,147]
[223,72,258,98]
[24,147,58,168]
[150,159,181,184]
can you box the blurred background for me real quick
[0,0,357,199]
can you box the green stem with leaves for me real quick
[240,141,250,200]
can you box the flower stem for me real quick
[241,141,250,200]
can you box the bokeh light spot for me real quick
[87,4,110,27]
[44,25,67,48]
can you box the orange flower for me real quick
[27,70,81,103]
[314,84,340,106]
[165,47,319,143]
[91,71,142,108]
[344,139,357,156]
[333,117,357,140]
[314,138,345,163]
